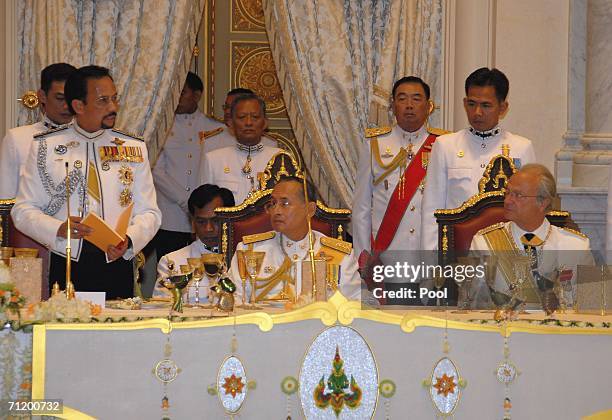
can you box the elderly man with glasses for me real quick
[469,164,593,309]
[227,176,365,303]
[12,65,161,299]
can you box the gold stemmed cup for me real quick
[200,253,224,309]
[243,250,265,310]
[159,271,193,313]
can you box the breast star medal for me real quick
[118,165,134,185]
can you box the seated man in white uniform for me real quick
[199,93,282,204]
[155,184,235,300]
[229,176,364,302]
[470,164,593,309]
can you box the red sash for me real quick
[372,133,437,252]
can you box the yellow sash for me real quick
[482,227,540,304]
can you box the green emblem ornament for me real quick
[379,379,396,398]
[281,376,298,395]
[313,346,362,417]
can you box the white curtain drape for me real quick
[16,0,205,164]
[263,0,443,208]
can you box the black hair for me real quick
[188,184,235,215]
[392,76,431,100]
[40,63,76,93]
[276,175,317,203]
[227,87,254,97]
[185,71,204,93]
[465,67,509,102]
[64,65,113,114]
[229,93,267,118]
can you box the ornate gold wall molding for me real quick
[231,42,286,116]
[231,0,265,33]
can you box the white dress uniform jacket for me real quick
[421,128,536,250]
[154,239,216,302]
[0,116,62,199]
[153,111,225,232]
[12,123,161,261]
[229,230,363,301]
[352,125,430,256]
[470,219,593,307]
[199,143,282,205]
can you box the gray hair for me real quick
[229,93,267,119]
[518,163,556,211]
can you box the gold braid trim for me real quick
[255,257,293,301]
[559,227,588,239]
[371,139,408,185]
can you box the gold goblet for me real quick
[243,250,265,309]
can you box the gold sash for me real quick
[482,227,540,304]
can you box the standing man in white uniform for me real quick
[153,72,225,260]
[0,63,76,199]
[12,66,161,299]
[421,67,536,250]
[199,93,282,204]
[353,76,444,258]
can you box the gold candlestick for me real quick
[64,162,75,299]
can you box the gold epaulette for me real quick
[33,125,69,139]
[427,127,451,136]
[560,227,588,239]
[320,236,352,255]
[242,231,276,245]
[201,127,224,139]
[476,222,507,237]
[111,128,144,141]
[365,126,392,139]
[207,113,224,124]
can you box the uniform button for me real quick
[410,205,415,211]
[187,153,192,159]
[187,170,192,175]
[185,186,191,191]
[410,228,415,234]
[480,163,486,168]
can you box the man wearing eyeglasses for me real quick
[469,164,592,309]
[228,176,366,302]
[12,65,161,299]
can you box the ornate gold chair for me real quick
[434,149,574,267]
[215,151,351,266]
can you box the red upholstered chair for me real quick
[434,151,575,266]
[215,151,351,266]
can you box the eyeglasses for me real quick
[94,94,121,108]
[264,198,293,212]
[504,190,538,200]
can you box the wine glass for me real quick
[200,253,224,309]
[454,256,480,312]
[187,257,205,307]
[432,272,446,311]
[235,250,250,309]
[243,250,265,310]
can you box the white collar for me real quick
[194,238,218,254]
[510,218,550,246]
[74,122,105,139]
[394,124,428,142]
[42,114,68,129]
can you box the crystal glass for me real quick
[243,251,265,309]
